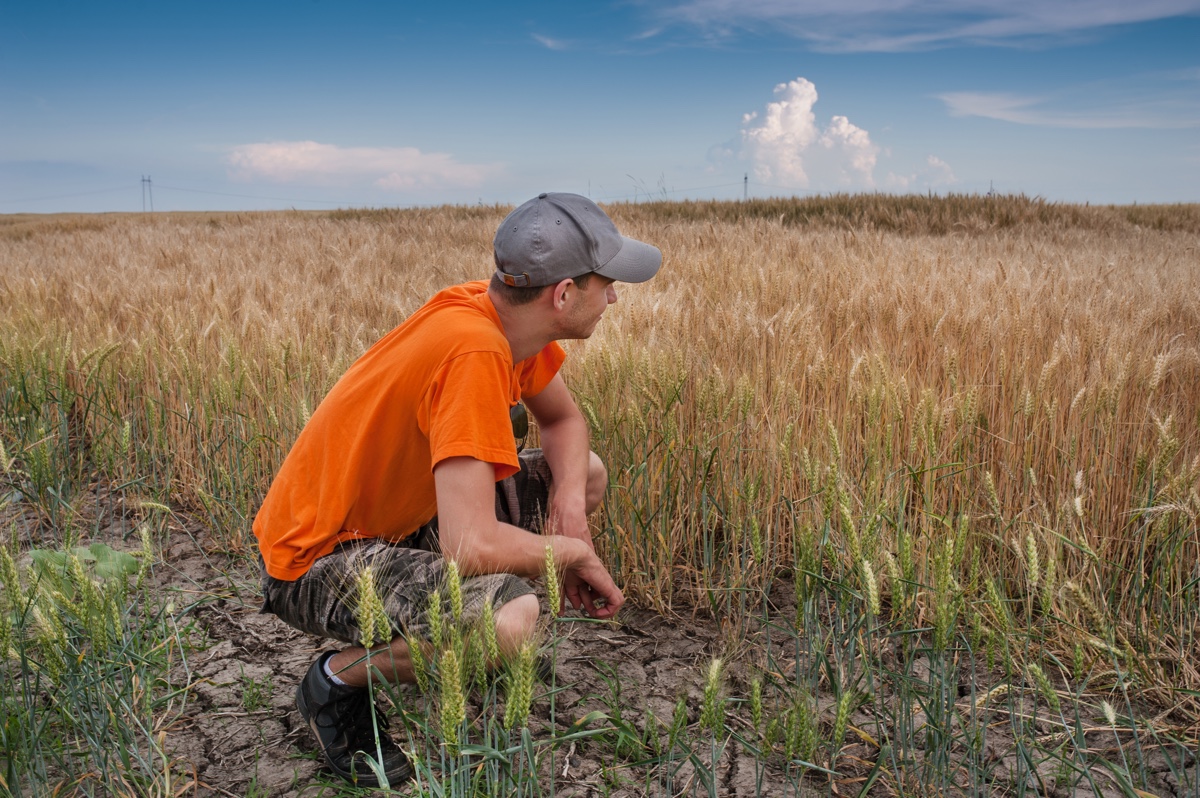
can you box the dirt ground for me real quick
[8,499,1196,797]
[161,526,1198,798]
[163,527,781,798]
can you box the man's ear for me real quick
[550,277,574,311]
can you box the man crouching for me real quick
[253,192,661,786]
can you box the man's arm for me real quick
[523,374,593,547]
[433,455,623,618]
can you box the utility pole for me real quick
[743,173,748,201]
[141,175,154,211]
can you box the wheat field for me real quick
[1,196,1198,795]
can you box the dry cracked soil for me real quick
[10,501,1198,797]
[163,527,775,798]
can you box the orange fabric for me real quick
[253,281,566,580]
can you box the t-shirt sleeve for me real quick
[425,351,521,479]
[517,342,566,397]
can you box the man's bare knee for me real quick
[493,593,539,657]
[585,451,607,514]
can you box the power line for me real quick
[0,177,794,211]
[153,183,360,205]
[750,181,813,193]
[1,180,356,211]
[595,180,744,203]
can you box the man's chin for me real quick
[554,317,603,341]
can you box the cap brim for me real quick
[595,235,662,283]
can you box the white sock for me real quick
[323,656,349,686]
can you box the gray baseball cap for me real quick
[494,192,662,288]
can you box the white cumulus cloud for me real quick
[226,141,503,190]
[738,77,879,189]
[925,155,956,184]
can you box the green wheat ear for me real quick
[32,598,68,681]
[407,634,430,694]
[0,593,11,654]
[831,690,854,759]
[784,688,817,764]
[135,524,154,592]
[466,626,486,688]
[861,559,880,616]
[0,545,24,611]
[445,560,463,625]
[749,676,763,743]
[667,695,688,754]
[984,471,1001,517]
[543,545,560,616]
[503,640,536,731]
[884,551,904,610]
[438,644,465,753]
[353,566,391,649]
[481,599,499,665]
[699,658,725,735]
[1024,531,1040,590]
[1027,662,1062,714]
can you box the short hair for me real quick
[489,271,593,306]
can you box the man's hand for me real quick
[435,456,622,619]
[545,498,602,614]
[553,537,623,619]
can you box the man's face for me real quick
[562,275,618,339]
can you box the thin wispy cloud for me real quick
[656,0,1200,51]
[532,33,569,51]
[939,70,1200,129]
[226,141,503,190]
[886,155,958,190]
[732,77,880,189]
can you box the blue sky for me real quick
[3,0,1198,212]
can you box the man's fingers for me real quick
[590,589,623,619]
[578,585,598,616]
[561,551,624,618]
[563,574,604,617]
[577,577,622,619]
[565,581,584,611]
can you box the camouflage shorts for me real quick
[261,448,553,646]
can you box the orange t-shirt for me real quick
[253,281,566,580]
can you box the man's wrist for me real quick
[549,488,587,515]
[547,534,589,570]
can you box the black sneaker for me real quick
[296,651,412,787]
